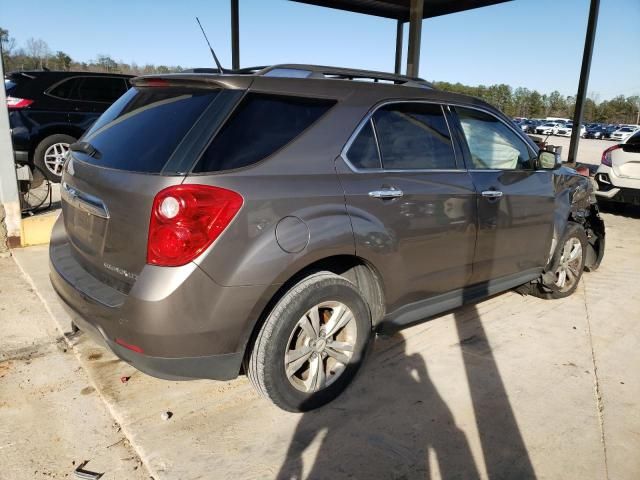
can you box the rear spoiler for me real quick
[130,74,253,91]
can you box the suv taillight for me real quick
[147,185,243,267]
[601,144,621,167]
[7,96,34,109]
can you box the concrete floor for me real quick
[2,207,639,480]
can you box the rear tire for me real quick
[533,222,588,299]
[33,134,76,182]
[247,272,372,412]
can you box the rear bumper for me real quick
[595,167,640,205]
[54,288,243,381]
[49,216,273,381]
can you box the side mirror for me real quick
[537,150,559,170]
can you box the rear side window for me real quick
[347,120,381,169]
[373,103,457,170]
[193,93,335,172]
[76,77,128,102]
[74,87,220,173]
[48,76,128,102]
[48,77,83,99]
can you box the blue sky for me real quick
[1,0,638,100]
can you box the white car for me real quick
[534,122,563,135]
[595,130,640,207]
[555,123,587,138]
[610,126,639,142]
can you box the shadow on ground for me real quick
[277,304,535,480]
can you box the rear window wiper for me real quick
[70,141,102,159]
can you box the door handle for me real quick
[481,190,503,199]
[369,188,404,199]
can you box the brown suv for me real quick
[49,64,605,412]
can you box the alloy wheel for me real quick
[554,237,583,292]
[284,301,358,393]
[43,142,70,177]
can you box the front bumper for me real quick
[49,216,272,380]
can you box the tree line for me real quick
[2,28,639,124]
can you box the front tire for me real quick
[33,134,76,182]
[247,272,372,412]
[534,222,588,299]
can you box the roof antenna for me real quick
[196,16,224,74]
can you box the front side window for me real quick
[372,103,457,170]
[455,107,535,170]
[194,93,335,173]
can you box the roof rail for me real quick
[256,64,433,88]
[180,64,433,88]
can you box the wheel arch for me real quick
[32,125,83,155]
[240,254,386,369]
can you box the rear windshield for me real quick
[193,93,336,173]
[74,87,219,173]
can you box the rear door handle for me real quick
[481,190,503,198]
[369,188,404,199]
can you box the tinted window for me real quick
[346,120,381,169]
[76,77,128,102]
[48,77,83,99]
[626,131,640,146]
[456,107,535,170]
[194,93,335,172]
[74,87,220,173]
[48,76,127,102]
[372,103,456,170]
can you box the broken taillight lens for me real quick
[147,185,243,267]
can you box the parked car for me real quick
[584,124,606,139]
[609,126,638,142]
[49,64,605,412]
[6,70,132,181]
[595,129,640,207]
[555,123,586,138]
[535,122,563,135]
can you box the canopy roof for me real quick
[290,0,512,21]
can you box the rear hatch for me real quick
[60,78,245,292]
[612,132,640,180]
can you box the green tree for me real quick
[54,51,72,71]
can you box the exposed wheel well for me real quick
[241,255,385,369]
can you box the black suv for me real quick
[6,70,132,181]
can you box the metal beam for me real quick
[231,0,240,70]
[568,0,599,164]
[394,20,403,74]
[406,0,423,77]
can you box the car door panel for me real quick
[337,103,477,313]
[450,106,555,284]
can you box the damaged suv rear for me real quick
[50,65,605,412]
